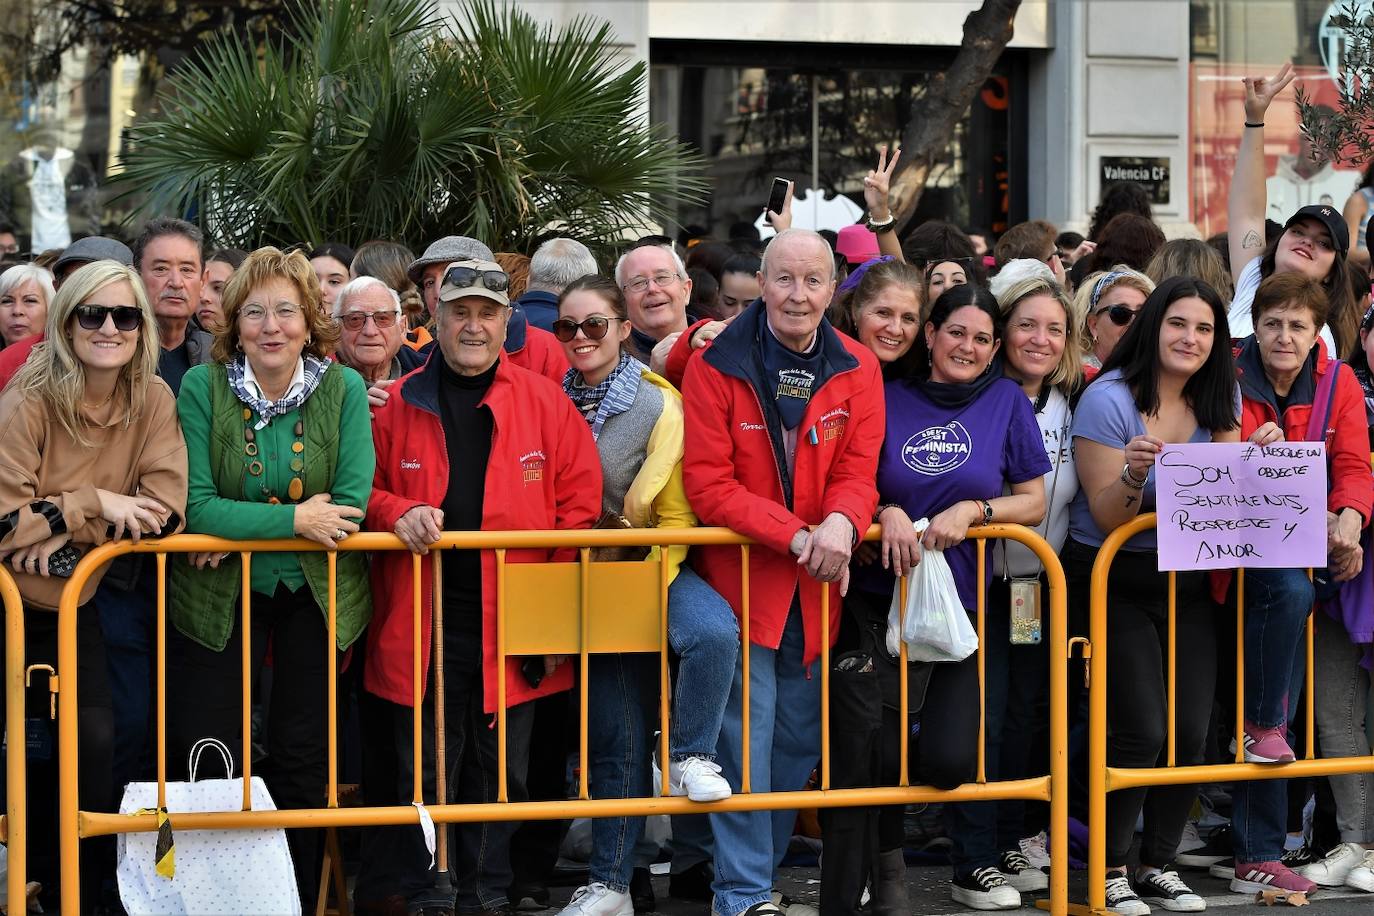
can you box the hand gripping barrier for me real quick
[1,525,1069,916]
[1085,513,1374,915]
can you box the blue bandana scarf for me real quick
[563,353,641,441]
[227,353,332,429]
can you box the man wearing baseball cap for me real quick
[359,254,600,915]
[406,236,567,382]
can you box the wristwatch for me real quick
[976,499,994,526]
[1120,463,1148,490]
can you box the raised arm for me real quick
[864,145,905,262]
[1228,62,1295,285]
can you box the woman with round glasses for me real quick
[1072,265,1155,378]
[167,246,374,910]
[552,275,738,916]
[0,260,187,909]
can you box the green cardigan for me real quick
[169,361,375,650]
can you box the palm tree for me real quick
[116,0,706,252]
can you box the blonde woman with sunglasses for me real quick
[1072,265,1155,378]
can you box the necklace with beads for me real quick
[243,407,305,503]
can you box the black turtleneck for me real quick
[439,358,497,634]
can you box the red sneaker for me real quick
[1231,860,1317,895]
[1231,720,1295,763]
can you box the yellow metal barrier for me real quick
[1085,513,1374,915]
[4,524,1068,915]
[1,565,28,913]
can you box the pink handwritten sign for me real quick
[1154,442,1327,572]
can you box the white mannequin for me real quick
[19,142,75,250]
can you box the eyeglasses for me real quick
[443,265,509,293]
[1097,304,1138,327]
[74,305,143,331]
[240,303,303,323]
[338,310,401,331]
[622,272,680,294]
[551,316,624,342]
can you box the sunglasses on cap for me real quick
[551,316,625,342]
[74,305,143,331]
[442,264,509,292]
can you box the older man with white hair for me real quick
[517,237,600,331]
[332,275,424,385]
[681,228,884,916]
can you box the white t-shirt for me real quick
[1227,256,1338,354]
[994,386,1078,577]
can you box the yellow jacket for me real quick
[618,367,696,581]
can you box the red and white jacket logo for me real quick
[520,449,546,485]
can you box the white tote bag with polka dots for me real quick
[117,738,301,915]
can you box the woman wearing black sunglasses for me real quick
[552,275,738,916]
[0,259,187,909]
[1072,265,1154,380]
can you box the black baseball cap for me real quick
[1284,204,1349,254]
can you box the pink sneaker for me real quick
[1231,720,1295,763]
[1231,860,1317,895]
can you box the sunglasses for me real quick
[551,316,624,342]
[74,305,143,331]
[1097,304,1138,327]
[443,265,509,293]
[338,310,401,331]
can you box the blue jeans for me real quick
[1241,568,1315,728]
[585,566,737,890]
[1232,568,1311,863]
[93,560,157,796]
[710,603,820,916]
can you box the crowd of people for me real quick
[0,65,1372,916]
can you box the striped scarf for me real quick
[563,353,641,441]
[227,353,332,429]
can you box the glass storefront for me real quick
[650,40,1024,239]
[1189,0,1370,236]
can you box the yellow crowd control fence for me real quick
[1085,513,1374,915]
[2,524,1069,916]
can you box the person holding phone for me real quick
[0,259,187,910]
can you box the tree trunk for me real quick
[891,0,1023,231]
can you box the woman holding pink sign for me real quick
[1063,276,1240,915]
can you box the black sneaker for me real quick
[630,867,655,913]
[999,849,1049,892]
[951,867,1022,910]
[1176,824,1231,869]
[1136,868,1204,912]
[1208,857,1235,881]
[1280,843,1317,870]
[1104,873,1149,916]
[668,861,713,902]
[510,882,550,912]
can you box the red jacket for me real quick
[1236,337,1373,522]
[365,352,602,711]
[507,319,569,383]
[0,333,41,390]
[681,303,884,665]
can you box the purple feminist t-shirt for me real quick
[854,376,1051,609]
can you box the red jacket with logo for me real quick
[681,303,884,665]
[507,318,569,383]
[365,352,601,711]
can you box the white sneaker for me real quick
[1345,848,1374,892]
[1104,873,1150,915]
[770,891,819,916]
[951,868,1022,910]
[558,883,633,916]
[668,755,731,802]
[1300,841,1362,886]
[1019,830,1051,871]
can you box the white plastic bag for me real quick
[886,518,978,663]
[117,738,300,916]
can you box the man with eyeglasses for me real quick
[360,257,601,916]
[615,244,693,365]
[332,275,424,386]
